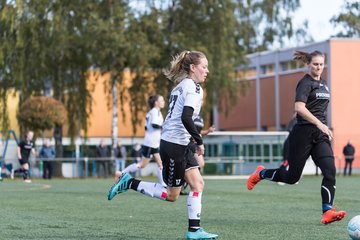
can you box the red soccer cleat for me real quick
[247,165,265,190]
[321,208,347,224]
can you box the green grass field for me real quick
[0,175,359,240]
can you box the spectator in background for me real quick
[343,140,355,176]
[126,143,142,179]
[39,139,55,179]
[17,131,36,183]
[114,139,126,171]
[131,143,142,163]
[96,139,109,178]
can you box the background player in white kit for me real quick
[114,95,166,187]
[108,50,218,239]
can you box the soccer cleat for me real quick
[107,173,132,201]
[24,179,32,183]
[321,208,346,224]
[186,228,218,240]
[247,165,265,190]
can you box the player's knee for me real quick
[190,178,204,192]
[23,164,29,170]
[322,168,336,184]
[166,193,180,202]
[323,173,336,186]
[287,176,300,185]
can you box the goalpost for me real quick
[0,130,19,181]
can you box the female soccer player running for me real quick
[108,50,217,239]
[247,50,346,225]
[114,95,166,187]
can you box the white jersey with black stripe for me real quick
[143,108,164,148]
[161,78,203,146]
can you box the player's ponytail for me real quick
[293,50,325,64]
[163,50,206,83]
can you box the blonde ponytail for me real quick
[163,50,206,83]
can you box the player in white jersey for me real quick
[108,50,218,240]
[114,95,166,186]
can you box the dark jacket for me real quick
[96,145,108,158]
[343,144,355,161]
[39,145,55,160]
[114,146,126,159]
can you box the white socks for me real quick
[122,163,139,174]
[137,181,167,200]
[187,192,202,220]
[157,167,167,187]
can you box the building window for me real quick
[237,67,257,80]
[280,61,289,71]
[280,60,300,71]
[260,64,274,75]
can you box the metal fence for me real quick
[1,154,359,180]
[1,131,359,179]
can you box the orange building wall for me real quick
[330,39,360,167]
[219,80,257,130]
[86,70,145,138]
[260,77,275,128]
[279,72,303,125]
[7,90,20,135]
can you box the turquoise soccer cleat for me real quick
[107,173,132,200]
[186,228,218,240]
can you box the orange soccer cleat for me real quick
[247,165,265,190]
[321,208,347,224]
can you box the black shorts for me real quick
[160,140,199,187]
[141,146,159,158]
[19,159,29,165]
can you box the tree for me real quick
[169,0,242,114]
[88,0,130,153]
[0,0,307,145]
[126,7,165,133]
[235,0,303,52]
[17,96,67,135]
[127,0,305,126]
[331,1,360,37]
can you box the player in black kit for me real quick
[247,50,346,225]
[17,131,36,183]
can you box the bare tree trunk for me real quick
[110,77,118,174]
[53,124,63,177]
[111,77,118,154]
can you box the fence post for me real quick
[92,160,96,177]
[84,157,88,177]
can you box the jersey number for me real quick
[167,95,178,119]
